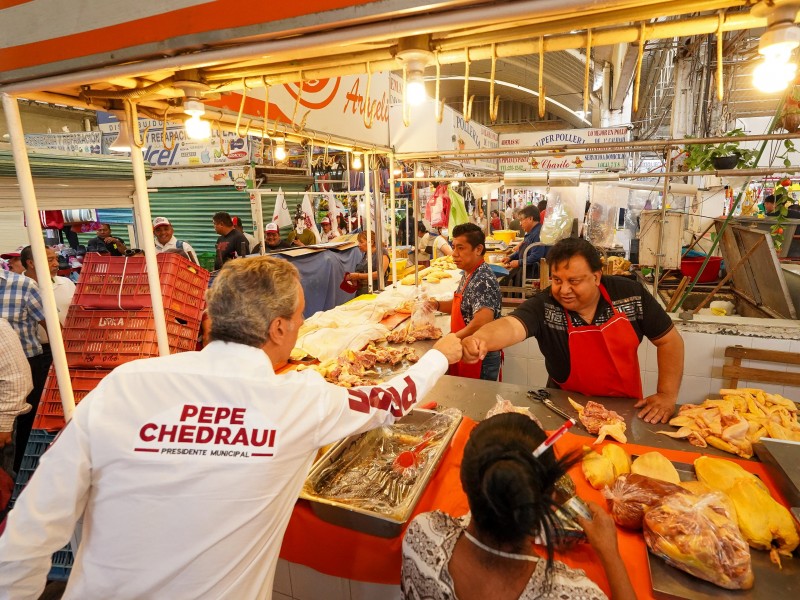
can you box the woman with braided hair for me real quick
[401,413,635,600]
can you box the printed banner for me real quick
[498,127,629,171]
[24,132,102,154]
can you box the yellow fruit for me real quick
[601,444,631,478]
[631,452,681,485]
[582,447,615,490]
[694,456,768,494]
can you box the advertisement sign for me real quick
[24,132,102,154]
[498,127,629,171]
[97,112,250,168]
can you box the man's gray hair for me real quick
[206,257,300,347]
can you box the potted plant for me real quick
[779,86,800,132]
[682,129,758,171]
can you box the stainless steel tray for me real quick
[645,457,799,599]
[300,408,462,538]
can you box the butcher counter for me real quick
[277,376,800,600]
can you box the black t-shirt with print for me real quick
[214,229,250,269]
[510,275,673,384]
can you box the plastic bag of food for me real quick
[409,293,436,330]
[603,473,687,529]
[643,492,754,590]
[584,202,617,248]
[540,197,572,244]
[486,395,543,428]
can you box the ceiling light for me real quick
[109,118,132,153]
[407,73,427,105]
[275,138,287,161]
[752,3,800,93]
[415,167,425,178]
[393,167,402,176]
[184,99,211,140]
[352,152,362,170]
[396,36,433,107]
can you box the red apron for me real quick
[555,284,643,399]
[447,262,484,379]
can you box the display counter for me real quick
[279,378,798,599]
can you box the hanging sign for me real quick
[23,132,102,154]
[498,127,629,171]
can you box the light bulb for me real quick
[407,75,427,106]
[450,180,458,187]
[275,141,287,161]
[753,57,796,93]
[393,168,402,176]
[415,168,425,178]
[352,153,362,169]
[185,115,211,140]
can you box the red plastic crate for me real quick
[73,253,209,321]
[62,306,200,368]
[33,368,108,431]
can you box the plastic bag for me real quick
[409,293,436,330]
[603,473,686,529]
[643,492,754,590]
[540,196,572,244]
[486,395,543,428]
[584,202,618,248]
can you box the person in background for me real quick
[502,205,547,283]
[287,214,317,247]
[464,238,684,424]
[319,217,338,242]
[0,318,32,486]
[0,256,462,598]
[490,210,502,232]
[0,262,48,474]
[432,223,502,381]
[86,223,127,256]
[537,199,548,223]
[232,216,257,255]
[0,248,25,274]
[401,413,635,600]
[152,217,198,264]
[415,221,453,263]
[507,211,523,236]
[504,198,514,223]
[347,231,389,295]
[337,214,348,234]
[213,211,250,270]
[264,223,292,251]
[20,245,75,343]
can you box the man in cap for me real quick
[0,256,462,598]
[264,222,291,251]
[319,217,338,242]
[153,217,199,264]
[213,211,250,270]
[86,223,127,256]
[0,248,25,274]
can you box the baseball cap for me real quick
[1,246,24,259]
[321,217,331,224]
[153,217,171,229]
[265,222,279,233]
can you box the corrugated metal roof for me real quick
[0,148,151,179]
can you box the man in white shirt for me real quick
[20,246,76,343]
[153,217,199,264]
[0,256,462,599]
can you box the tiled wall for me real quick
[503,330,800,403]
[273,559,400,600]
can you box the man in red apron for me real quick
[462,238,684,424]
[432,223,502,381]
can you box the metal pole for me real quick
[346,152,353,233]
[2,93,76,421]
[252,190,265,255]
[653,147,673,298]
[364,152,374,294]
[389,152,398,287]
[372,157,385,293]
[128,119,170,356]
[413,163,421,288]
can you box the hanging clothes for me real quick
[427,184,451,229]
[448,187,470,228]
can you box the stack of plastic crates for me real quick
[18,254,208,582]
[32,253,209,431]
[10,431,73,581]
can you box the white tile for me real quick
[782,383,800,401]
[501,355,527,386]
[708,378,726,397]
[788,340,800,375]
[637,342,647,371]
[681,331,716,378]
[528,339,545,360]
[272,594,292,600]
[643,371,658,398]
[349,581,401,600]
[289,563,350,600]
[713,334,752,364]
[527,358,548,388]
[504,339,528,357]
[678,375,711,405]
[273,559,292,597]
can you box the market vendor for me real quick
[87,223,127,256]
[287,210,318,246]
[346,230,389,295]
[153,217,199,264]
[431,223,502,381]
[0,256,463,598]
[463,238,684,424]
[501,205,547,283]
[319,217,338,242]
[414,220,453,263]
[264,222,292,251]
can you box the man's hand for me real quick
[508,259,520,269]
[0,431,12,448]
[432,333,463,364]
[634,392,677,424]
[292,239,305,247]
[461,335,486,363]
